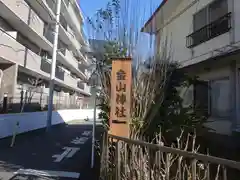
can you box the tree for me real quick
[88,0,208,141]
[20,76,43,112]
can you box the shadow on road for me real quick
[0,122,105,180]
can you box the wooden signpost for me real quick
[109,58,132,138]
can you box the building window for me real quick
[193,7,208,31]
[209,0,228,22]
[186,0,231,48]
[210,78,230,118]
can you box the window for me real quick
[209,0,228,22]
[187,0,230,48]
[193,7,208,31]
[194,0,228,31]
[210,78,230,118]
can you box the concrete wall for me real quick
[1,64,18,98]
[0,109,101,139]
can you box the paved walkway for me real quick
[0,120,104,180]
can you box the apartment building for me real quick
[0,0,92,112]
[142,0,240,136]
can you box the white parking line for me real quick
[15,169,80,178]
[52,147,72,162]
[66,147,80,158]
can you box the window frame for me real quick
[209,76,231,118]
[193,0,228,31]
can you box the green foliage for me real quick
[97,95,110,129]
[87,0,120,39]
[96,41,127,128]
[103,41,128,64]
[87,0,126,129]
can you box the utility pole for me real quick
[46,0,62,132]
[91,83,97,168]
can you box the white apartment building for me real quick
[0,0,92,112]
[142,0,240,136]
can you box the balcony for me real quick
[64,73,78,88]
[28,9,44,36]
[55,67,65,81]
[1,0,44,36]
[45,0,55,14]
[0,31,51,77]
[44,26,54,44]
[77,82,85,90]
[40,58,65,81]
[186,13,232,48]
[0,31,25,65]
[65,49,79,69]
[66,26,81,50]
[78,63,86,74]
[40,58,51,74]
[67,2,81,34]
[84,83,91,95]
[0,31,88,94]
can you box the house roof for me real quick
[141,0,168,32]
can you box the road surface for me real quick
[0,120,104,180]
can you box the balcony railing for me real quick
[77,82,84,90]
[186,12,232,48]
[40,58,64,81]
[60,15,68,31]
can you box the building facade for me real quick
[142,0,240,136]
[0,0,92,112]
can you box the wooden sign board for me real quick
[109,58,132,138]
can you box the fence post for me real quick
[115,140,121,180]
[165,153,170,180]
[2,93,8,113]
[101,132,109,178]
[178,156,182,180]
[223,166,227,180]
[191,159,197,180]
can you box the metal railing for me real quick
[0,93,82,114]
[77,82,84,90]
[186,13,232,48]
[100,133,240,180]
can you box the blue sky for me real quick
[79,0,161,25]
[78,0,162,59]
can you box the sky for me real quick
[79,0,161,26]
[78,0,162,59]
[79,0,110,18]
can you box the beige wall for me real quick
[155,0,236,66]
[0,64,18,98]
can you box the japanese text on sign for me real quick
[115,70,127,118]
[110,58,132,138]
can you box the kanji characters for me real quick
[115,106,126,118]
[116,69,126,80]
[116,82,126,92]
[116,93,126,105]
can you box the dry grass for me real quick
[99,130,230,180]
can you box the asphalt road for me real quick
[0,120,104,180]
